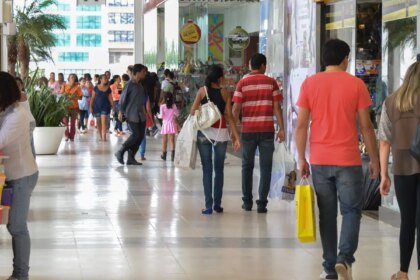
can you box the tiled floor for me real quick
[0,130,413,279]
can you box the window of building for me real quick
[108,31,134,42]
[107,0,134,7]
[109,52,133,64]
[108,13,134,24]
[76,5,101,12]
[77,16,101,29]
[57,3,71,11]
[54,34,71,47]
[76,34,102,47]
[60,16,71,29]
[58,52,89,62]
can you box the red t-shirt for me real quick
[297,71,372,166]
[233,73,283,133]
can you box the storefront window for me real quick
[144,8,158,71]
[164,0,179,70]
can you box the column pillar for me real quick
[0,26,6,72]
[134,0,144,64]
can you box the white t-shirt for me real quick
[161,79,174,93]
[0,103,38,180]
[201,127,230,142]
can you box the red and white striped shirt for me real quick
[233,73,283,133]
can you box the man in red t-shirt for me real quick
[233,53,285,213]
[295,39,379,280]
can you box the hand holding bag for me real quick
[295,178,316,243]
[193,87,222,130]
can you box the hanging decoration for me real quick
[227,26,250,51]
[180,19,202,45]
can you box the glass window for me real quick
[77,16,101,29]
[76,5,101,11]
[108,31,134,42]
[60,16,71,29]
[108,13,134,24]
[76,34,102,47]
[58,52,89,62]
[54,33,71,47]
[57,3,71,11]
[109,52,133,64]
[107,0,134,7]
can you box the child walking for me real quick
[159,93,178,161]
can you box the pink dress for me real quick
[160,104,179,135]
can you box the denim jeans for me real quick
[78,109,88,130]
[311,165,363,274]
[197,131,228,209]
[139,128,147,157]
[241,132,275,208]
[114,101,123,132]
[7,171,39,280]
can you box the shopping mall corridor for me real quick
[0,131,412,280]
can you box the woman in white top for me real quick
[0,72,38,280]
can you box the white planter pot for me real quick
[33,127,65,155]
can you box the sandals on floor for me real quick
[391,272,409,280]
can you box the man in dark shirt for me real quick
[115,64,147,165]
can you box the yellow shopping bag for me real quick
[295,179,316,243]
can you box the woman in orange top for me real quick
[110,75,123,135]
[61,73,82,141]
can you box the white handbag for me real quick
[193,86,222,130]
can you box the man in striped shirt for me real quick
[232,53,285,213]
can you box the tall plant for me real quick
[7,0,65,77]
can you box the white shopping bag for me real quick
[174,116,198,169]
[269,142,297,201]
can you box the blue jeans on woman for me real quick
[197,131,228,209]
[7,171,39,280]
[311,165,363,275]
[139,128,147,158]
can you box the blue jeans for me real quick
[197,131,228,209]
[241,132,275,208]
[140,128,147,157]
[7,171,39,280]
[311,165,363,274]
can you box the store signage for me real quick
[180,20,202,45]
[227,26,250,51]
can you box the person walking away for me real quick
[139,94,153,161]
[159,69,174,105]
[61,73,82,142]
[90,75,116,142]
[158,93,178,161]
[0,72,39,280]
[232,53,285,214]
[115,64,148,166]
[78,77,90,134]
[110,75,124,136]
[190,64,241,215]
[295,39,379,280]
[378,61,420,280]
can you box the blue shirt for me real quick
[93,86,112,114]
[78,87,90,111]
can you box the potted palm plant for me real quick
[25,74,70,155]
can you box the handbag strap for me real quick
[204,86,210,102]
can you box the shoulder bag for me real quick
[193,86,221,130]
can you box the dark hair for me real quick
[127,65,133,72]
[122,74,130,82]
[15,77,25,92]
[84,73,92,81]
[205,65,224,88]
[94,74,100,79]
[322,39,350,67]
[0,72,21,111]
[132,64,146,75]
[68,73,78,84]
[79,77,85,83]
[169,71,175,80]
[250,53,267,70]
[58,73,64,78]
[112,74,120,81]
[165,92,174,109]
[164,69,171,77]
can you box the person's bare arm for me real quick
[273,101,285,142]
[222,89,240,151]
[90,91,96,114]
[358,108,379,179]
[295,107,310,178]
[190,87,205,115]
[107,90,116,112]
[232,103,242,124]
[146,98,153,119]
[379,141,391,195]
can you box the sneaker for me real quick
[213,205,224,213]
[242,204,252,211]
[320,270,338,279]
[201,208,213,215]
[335,262,352,280]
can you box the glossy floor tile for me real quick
[0,130,412,279]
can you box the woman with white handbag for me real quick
[190,65,241,215]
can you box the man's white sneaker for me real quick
[335,262,352,280]
[320,270,338,279]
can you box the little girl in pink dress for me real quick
[159,93,179,161]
